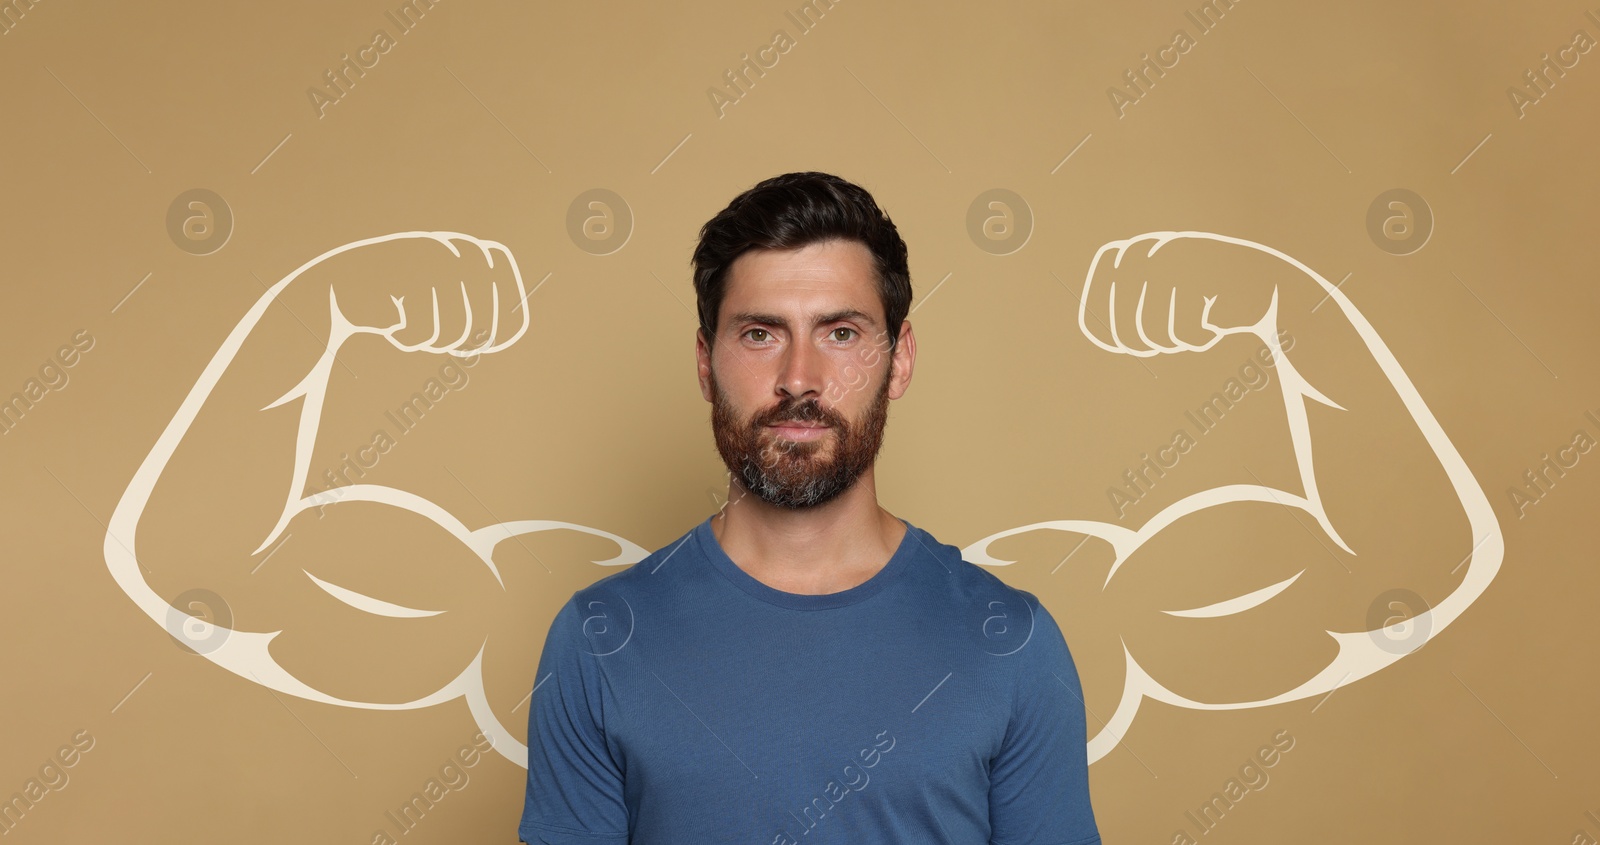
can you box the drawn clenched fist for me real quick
[290,232,532,356]
[1079,232,1300,356]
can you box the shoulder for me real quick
[905,522,1046,614]
[897,523,1068,663]
[568,523,700,606]
[541,523,701,653]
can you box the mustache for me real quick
[758,398,843,428]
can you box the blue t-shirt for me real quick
[518,516,1100,845]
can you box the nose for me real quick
[777,335,825,401]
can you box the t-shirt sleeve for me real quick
[987,592,1101,845]
[518,596,631,845]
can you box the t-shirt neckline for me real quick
[693,516,918,611]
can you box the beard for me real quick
[709,363,892,510]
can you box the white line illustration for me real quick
[103,232,649,769]
[963,231,1504,765]
[104,230,1503,772]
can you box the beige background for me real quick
[2,0,1598,842]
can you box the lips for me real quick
[765,421,833,441]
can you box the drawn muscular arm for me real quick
[125,233,529,568]
[101,232,535,688]
[1076,233,1496,592]
[967,234,1503,762]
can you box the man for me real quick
[518,172,1100,844]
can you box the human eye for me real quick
[830,327,857,342]
[743,328,771,343]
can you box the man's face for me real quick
[697,238,913,509]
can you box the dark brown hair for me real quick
[692,172,911,352]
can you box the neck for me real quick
[710,469,907,595]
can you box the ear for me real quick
[696,327,713,402]
[888,320,916,400]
